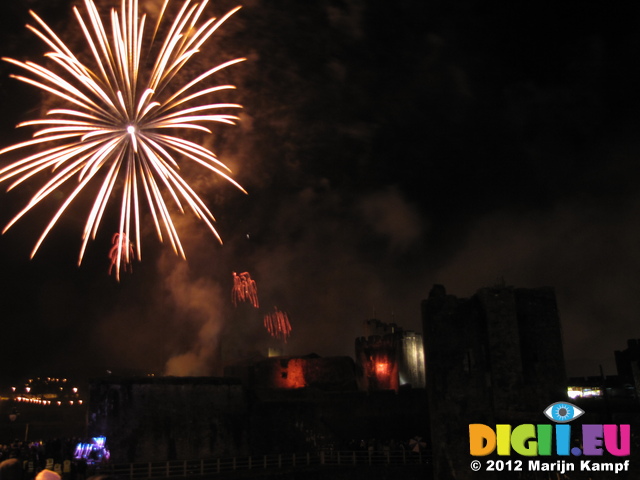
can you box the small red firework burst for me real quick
[264,307,292,342]
[232,271,259,308]
[108,232,134,280]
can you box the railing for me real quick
[97,450,429,479]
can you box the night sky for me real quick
[1,0,640,383]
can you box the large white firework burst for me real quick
[0,0,246,279]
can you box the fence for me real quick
[98,450,429,479]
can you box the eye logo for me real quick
[543,402,584,423]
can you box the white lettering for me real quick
[580,460,630,473]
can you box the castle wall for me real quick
[88,377,248,462]
[616,339,640,400]
[398,332,426,389]
[250,356,358,391]
[355,335,399,391]
[514,287,567,405]
[88,373,428,463]
[422,284,567,480]
[355,325,426,392]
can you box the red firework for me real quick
[232,271,259,308]
[108,232,134,279]
[264,307,292,342]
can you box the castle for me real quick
[86,284,639,478]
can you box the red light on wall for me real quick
[275,359,306,389]
[376,362,389,376]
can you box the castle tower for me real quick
[422,284,566,479]
[355,319,426,392]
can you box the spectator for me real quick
[35,469,60,480]
[0,458,22,480]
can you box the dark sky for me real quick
[1,0,640,382]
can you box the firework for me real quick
[264,307,292,342]
[0,0,246,277]
[108,232,134,279]
[231,271,259,308]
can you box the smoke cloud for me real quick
[161,254,226,376]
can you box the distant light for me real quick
[567,386,602,399]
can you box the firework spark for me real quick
[108,232,134,279]
[231,271,259,308]
[264,307,292,342]
[0,0,246,278]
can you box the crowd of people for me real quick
[0,439,101,480]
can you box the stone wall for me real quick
[250,355,358,391]
[422,284,567,480]
[87,373,429,463]
[88,377,247,462]
[355,325,426,392]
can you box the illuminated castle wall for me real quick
[422,284,567,480]
[355,319,426,392]
[244,355,358,391]
[398,331,427,389]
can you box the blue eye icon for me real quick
[543,402,584,423]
